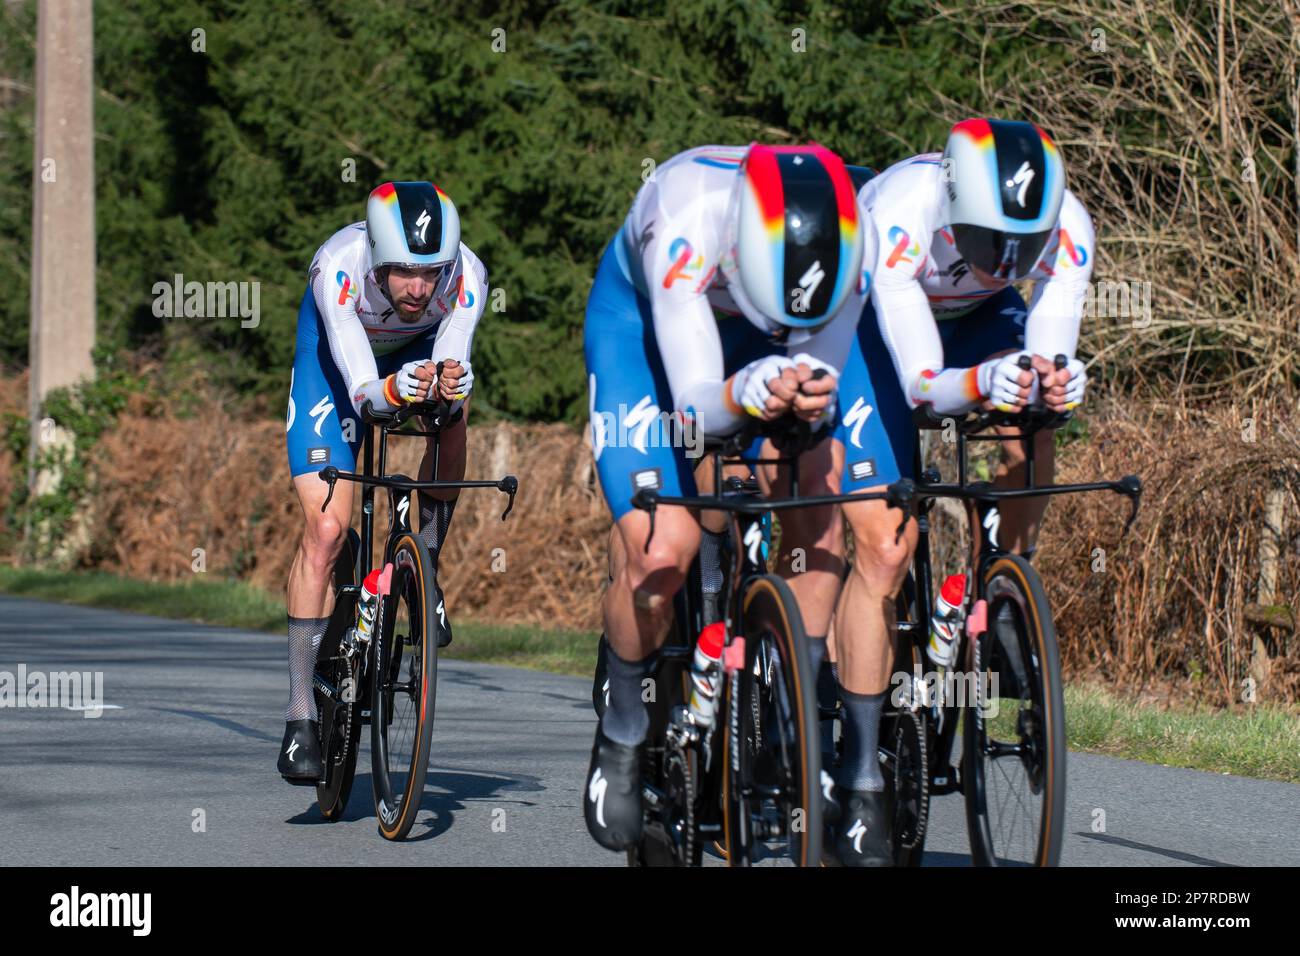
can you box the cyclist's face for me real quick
[969,265,1011,290]
[387,266,443,316]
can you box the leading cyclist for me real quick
[582,143,897,855]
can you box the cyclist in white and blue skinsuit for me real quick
[827,119,1095,864]
[278,181,487,783]
[581,143,893,861]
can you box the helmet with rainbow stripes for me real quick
[365,181,460,277]
[942,119,1065,281]
[724,144,864,334]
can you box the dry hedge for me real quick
[3,365,1296,706]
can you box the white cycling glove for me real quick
[394,360,431,402]
[730,355,797,418]
[1059,358,1087,409]
[789,352,840,429]
[443,358,474,400]
[976,353,1037,411]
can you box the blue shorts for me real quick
[285,285,439,478]
[834,285,1028,487]
[584,238,778,521]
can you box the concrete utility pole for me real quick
[27,0,96,506]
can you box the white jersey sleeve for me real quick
[428,244,488,371]
[1023,190,1094,361]
[864,171,958,410]
[309,237,392,415]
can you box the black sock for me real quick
[600,645,657,746]
[418,493,456,571]
[836,684,886,792]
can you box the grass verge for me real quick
[0,566,1295,782]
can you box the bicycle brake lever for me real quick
[1117,474,1142,536]
[886,478,916,545]
[498,475,518,520]
[319,467,339,513]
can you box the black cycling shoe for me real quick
[433,583,453,648]
[592,634,610,719]
[278,719,323,784]
[583,725,643,851]
[832,787,893,867]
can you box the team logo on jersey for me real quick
[455,274,474,308]
[1057,229,1088,268]
[662,237,704,288]
[885,226,921,269]
[335,271,358,306]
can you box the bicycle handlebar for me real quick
[912,353,1074,435]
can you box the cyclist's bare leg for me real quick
[416,402,467,502]
[833,444,917,697]
[604,507,701,662]
[991,423,1053,554]
[755,436,845,638]
[288,473,356,619]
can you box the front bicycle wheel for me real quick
[963,554,1065,866]
[371,532,439,841]
[722,575,822,867]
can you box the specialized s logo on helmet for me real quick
[943,119,1065,281]
[365,181,461,274]
[727,143,864,332]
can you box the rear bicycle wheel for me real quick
[371,533,440,841]
[722,575,822,867]
[963,554,1065,866]
[316,529,362,819]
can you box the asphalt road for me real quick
[1,596,1295,867]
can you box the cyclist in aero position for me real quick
[278,181,486,782]
[583,142,898,856]
[826,118,1095,862]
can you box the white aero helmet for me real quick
[365,181,460,279]
[722,143,864,338]
[943,118,1065,280]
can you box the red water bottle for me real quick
[688,622,726,728]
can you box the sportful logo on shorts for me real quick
[308,447,330,465]
[849,459,877,481]
[632,468,662,492]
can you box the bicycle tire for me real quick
[371,532,440,841]
[722,574,822,867]
[962,554,1065,866]
[316,528,363,820]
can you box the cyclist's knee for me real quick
[303,512,346,571]
[844,503,912,587]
